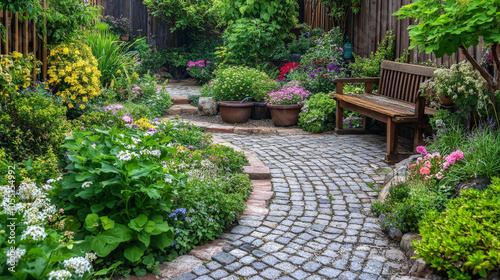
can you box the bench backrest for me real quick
[378,61,437,104]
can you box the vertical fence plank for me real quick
[42,0,47,80]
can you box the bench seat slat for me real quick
[334,93,415,117]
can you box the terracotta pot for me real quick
[251,102,271,120]
[439,94,454,106]
[120,34,129,42]
[268,104,303,126]
[217,101,254,124]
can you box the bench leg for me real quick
[386,118,398,157]
[413,125,424,151]
[335,101,344,131]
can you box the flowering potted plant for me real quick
[208,66,275,123]
[266,87,310,126]
[104,16,131,41]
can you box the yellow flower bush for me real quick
[0,52,40,102]
[134,118,155,131]
[48,42,102,109]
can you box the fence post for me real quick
[42,0,47,81]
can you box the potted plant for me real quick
[266,87,310,126]
[210,66,274,123]
[104,16,131,41]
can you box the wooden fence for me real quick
[0,0,103,81]
[0,1,48,80]
[302,0,486,66]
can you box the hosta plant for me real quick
[58,124,186,275]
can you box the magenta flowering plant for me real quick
[187,60,214,84]
[265,87,310,106]
[408,146,465,182]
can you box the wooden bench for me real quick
[333,60,438,163]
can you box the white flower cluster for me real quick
[132,137,141,144]
[47,269,72,280]
[140,148,161,157]
[81,181,92,188]
[63,257,92,277]
[8,248,26,266]
[125,144,136,149]
[85,252,97,262]
[117,150,140,161]
[0,182,56,227]
[187,159,219,181]
[21,225,47,241]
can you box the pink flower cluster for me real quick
[103,104,123,113]
[122,114,133,123]
[187,60,211,71]
[408,146,465,181]
[265,87,310,106]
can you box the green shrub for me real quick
[299,92,336,133]
[161,119,212,148]
[170,174,252,255]
[57,125,183,275]
[371,182,450,233]
[349,31,408,78]
[41,0,101,45]
[223,18,283,67]
[216,0,298,40]
[0,93,68,161]
[209,66,275,102]
[415,178,500,279]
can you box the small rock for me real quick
[400,233,422,259]
[158,255,203,279]
[282,80,305,89]
[409,258,434,278]
[458,178,491,195]
[212,252,236,265]
[198,97,217,116]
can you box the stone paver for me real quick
[158,129,409,279]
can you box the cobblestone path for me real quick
[184,133,409,280]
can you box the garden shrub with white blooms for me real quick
[57,123,184,276]
[0,179,96,279]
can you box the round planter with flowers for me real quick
[208,66,277,124]
[266,87,310,126]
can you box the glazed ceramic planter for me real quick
[251,102,271,120]
[267,104,302,126]
[217,101,254,124]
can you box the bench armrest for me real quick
[333,77,380,95]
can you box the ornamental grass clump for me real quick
[265,87,310,106]
[48,41,102,110]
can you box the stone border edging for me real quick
[162,115,313,136]
[128,135,273,280]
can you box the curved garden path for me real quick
[173,132,409,280]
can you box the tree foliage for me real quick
[143,0,218,32]
[395,0,500,104]
[318,0,361,35]
[215,0,298,39]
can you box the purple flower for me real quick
[188,146,194,149]
[81,127,85,131]
[122,115,133,123]
[309,74,316,79]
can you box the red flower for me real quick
[278,62,301,81]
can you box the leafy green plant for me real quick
[187,60,214,84]
[223,18,283,67]
[40,0,101,46]
[318,0,361,34]
[58,125,184,274]
[216,0,298,40]
[299,92,336,133]
[371,181,450,233]
[209,66,275,102]
[350,31,397,78]
[414,178,500,279]
[395,0,500,106]
[0,92,69,162]
[170,174,252,255]
[143,0,218,32]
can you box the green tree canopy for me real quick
[395,0,500,103]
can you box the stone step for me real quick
[172,96,190,105]
[166,104,198,115]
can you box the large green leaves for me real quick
[395,0,500,57]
